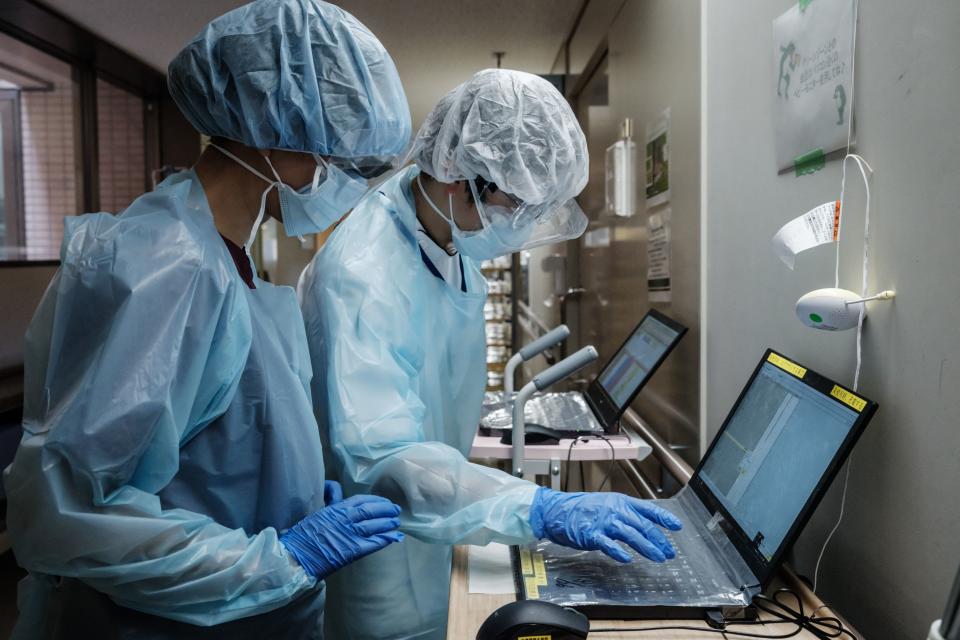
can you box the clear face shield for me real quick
[464,179,588,254]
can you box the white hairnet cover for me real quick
[411,69,588,205]
[167,0,411,158]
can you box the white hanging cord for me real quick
[813,458,851,594]
[817,0,867,591]
[849,154,872,391]
[814,152,872,594]
[835,0,860,288]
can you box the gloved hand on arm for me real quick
[530,487,683,563]
[280,480,404,579]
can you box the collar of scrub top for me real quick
[379,188,468,294]
[418,243,467,294]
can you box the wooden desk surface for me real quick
[446,545,861,640]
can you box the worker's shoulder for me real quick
[320,194,418,275]
[61,192,238,294]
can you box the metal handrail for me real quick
[517,316,539,342]
[621,408,693,485]
[617,460,658,499]
[516,300,551,336]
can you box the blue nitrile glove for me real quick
[530,487,683,563]
[324,479,344,505]
[280,483,404,580]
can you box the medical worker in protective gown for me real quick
[299,69,684,640]
[3,1,412,638]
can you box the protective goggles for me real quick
[467,179,588,252]
[328,155,399,180]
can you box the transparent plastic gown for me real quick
[4,171,328,638]
[300,166,539,640]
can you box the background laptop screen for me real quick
[698,362,859,560]
[597,314,681,410]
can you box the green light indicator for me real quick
[809,313,823,323]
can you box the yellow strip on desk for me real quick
[533,553,548,586]
[524,576,540,599]
[519,549,533,575]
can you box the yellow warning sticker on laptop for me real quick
[533,553,548,586]
[767,352,807,379]
[524,576,540,599]
[518,636,552,640]
[519,549,533,575]
[830,385,867,412]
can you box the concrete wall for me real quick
[703,1,960,637]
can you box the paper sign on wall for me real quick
[773,0,855,174]
[645,108,671,207]
[771,200,840,268]
[647,209,671,302]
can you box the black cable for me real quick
[561,437,579,492]
[748,589,855,640]
[562,435,618,492]
[595,435,616,492]
[591,588,854,639]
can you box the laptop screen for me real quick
[698,358,861,561]
[596,313,682,411]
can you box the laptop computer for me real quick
[512,348,878,619]
[481,309,687,437]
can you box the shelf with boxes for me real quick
[481,255,513,391]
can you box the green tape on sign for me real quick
[794,149,825,176]
[798,0,813,12]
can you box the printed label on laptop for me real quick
[767,352,807,379]
[830,385,866,412]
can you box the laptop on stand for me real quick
[481,309,687,437]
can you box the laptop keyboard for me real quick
[480,392,603,433]
[519,527,751,608]
[549,534,712,600]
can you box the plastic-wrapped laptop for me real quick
[482,309,687,437]
[513,349,878,619]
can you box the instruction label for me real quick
[773,0,855,172]
[647,209,672,302]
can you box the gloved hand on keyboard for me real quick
[530,487,682,562]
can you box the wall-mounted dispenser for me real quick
[605,118,637,218]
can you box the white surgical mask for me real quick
[416,175,532,261]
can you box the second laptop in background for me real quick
[482,309,687,437]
